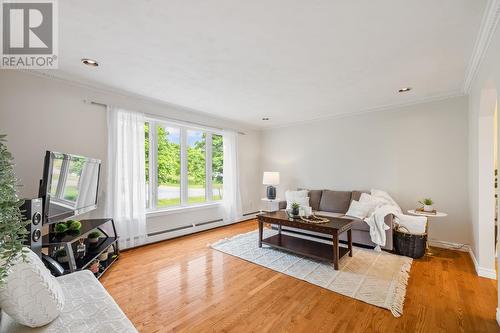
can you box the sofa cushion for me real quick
[315,211,370,232]
[319,190,352,213]
[315,211,344,218]
[308,190,323,211]
[351,190,368,202]
[339,215,370,232]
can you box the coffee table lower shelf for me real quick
[261,234,350,263]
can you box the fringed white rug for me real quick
[211,229,412,317]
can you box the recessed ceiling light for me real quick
[398,87,412,93]
[81,58,98,67]
[262,117,269,121]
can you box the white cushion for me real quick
[286,196,310,210]
[345,200,371,219]
[395,215,427,234]
[0,248,65,327]
[285,190,308,202]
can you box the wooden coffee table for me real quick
[257,211,355,270]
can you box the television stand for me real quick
[42,218,120,279]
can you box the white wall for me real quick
[468,22,500,277]
[261,96,471,246]
[0,65,481,261]
[0,70,262,242]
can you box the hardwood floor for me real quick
[100,220,499,333]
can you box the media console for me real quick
[43,218,120,279]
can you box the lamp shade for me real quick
[263,172,280,185]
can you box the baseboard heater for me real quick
[243,211,260,216]
[147,218,223,237]
[194,218,223,227]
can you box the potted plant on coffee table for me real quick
[291,202,300,216]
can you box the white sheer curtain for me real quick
[106,106,147,249]
[222,130,242,224]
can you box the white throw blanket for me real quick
[362,190,427,251]
[364,205,395,251]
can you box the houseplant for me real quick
[55,249,68,263]
[419,198,434,212]
[55,220,82,236]
[87,230,102,244]
[66,220,82,231]
[291,202,300,216]
[54,222,69,234]
[0,135,29,286]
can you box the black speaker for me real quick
[21,198,43,258]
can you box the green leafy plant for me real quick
[55,248,67,258]
[0,135,29,286]
[419,198,434,206]
[66,220,81,231]
[88,230,101,239]
[291,202,300,215]
[54,222,68,233]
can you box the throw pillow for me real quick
[395,214,427,234]
[0,248,65,327]
[345,200,371,219]
[285,190,308,202]
[286,196,310,210]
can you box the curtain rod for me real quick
[83,99,247,135]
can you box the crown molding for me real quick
[463,0,500,94]
[261,90,465,131]
[19,69,261,132]
[21,70,465,132]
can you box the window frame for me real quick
[145,117,223,214]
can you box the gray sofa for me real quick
[278,189,394,251]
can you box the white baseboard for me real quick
[468,247,497,280]
[428,239,470,252]
[429,240,496,279]
[497,308,500,326]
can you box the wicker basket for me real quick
[393,226,427,259]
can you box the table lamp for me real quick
[263,171,280,200]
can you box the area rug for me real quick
[211,229,412,317]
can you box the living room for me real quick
[1,1,500,332]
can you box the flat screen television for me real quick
[39,151,101,224]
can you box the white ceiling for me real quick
[47,0,486,128]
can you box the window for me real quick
[145,119,224,212]
[157,125,181,208]
[187,130,206,203]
